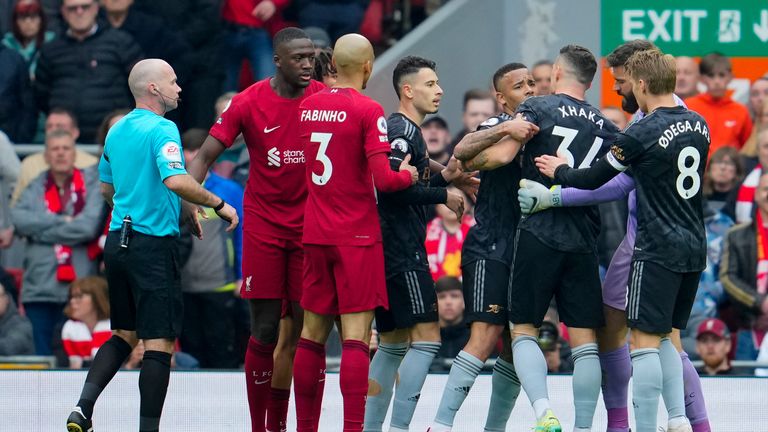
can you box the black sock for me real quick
[139,350,172,432]
[76,335,133,419]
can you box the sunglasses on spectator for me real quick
[64,2,94,13]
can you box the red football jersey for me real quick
[209,78,325,239]
[300,87,391,245]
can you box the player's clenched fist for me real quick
[399,153,419,184]
[503,114,540,141]
[535,151,569,179]
[445,190,465,219]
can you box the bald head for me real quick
[675,56,700,99]
[129,59,173,98]
[333,34,374,72]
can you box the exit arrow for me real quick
[755,10,768,42]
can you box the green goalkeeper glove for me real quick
[518,179,562,215]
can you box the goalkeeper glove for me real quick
[518,179,562,215]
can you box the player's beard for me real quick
[621,92,640,114]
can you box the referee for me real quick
[66,59,238,432]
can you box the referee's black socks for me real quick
[139,350,172,432]
[77,335,133,419]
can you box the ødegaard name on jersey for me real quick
[657,120,710,149]
[301,109,347,122]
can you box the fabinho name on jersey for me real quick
[301,109,348,122]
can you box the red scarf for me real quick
[425,216,473,281]
[737,165,762,223]
[757,210,768,295]
[44,169,86,282]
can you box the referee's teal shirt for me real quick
[99,108,187,237]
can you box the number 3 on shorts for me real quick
[311,132,333,185]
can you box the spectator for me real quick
[425,186,472,281]
[0,131,20,252]
[178,128,245,368]
[732,126,768,223]
[537,320,573,374]
[680,205,734,358]
[721,171,768,331]
[685,53,752,155]
[99,0,189,75]
[2,0,55,79]
[11,108,98,205]
[742,97,768,168]
[434,276,468,363]
[132,0,225,131]
[93,108,129,147]
[704,146,743,213]
[220,0,285,91]
[304,26,331,54]
[0,0,13,35]
[0,280,35,356]
[421,116,451,165]
[601,106,627,130]
[675,56,700,100]
[297,0,368,42]
[531,59,552,96]
[749,77,768,120]
[61,276,111,369]
[0,41,36,143]
[694,318,734,376]
[34,0,142,143]
[11,129,103,355]
[449,89,495,151]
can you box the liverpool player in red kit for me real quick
[293,33,418,432]
[186,28,324,432]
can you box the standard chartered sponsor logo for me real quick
[267,147,305,167]
[267,147,281,167]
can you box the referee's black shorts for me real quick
[462,259,510,326]
[375,270,438,333]
[104,230,184,340]
[509,229,604,329]
[626,260,701,334]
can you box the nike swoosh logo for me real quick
[254,378,271,385]
[264,126,281,133]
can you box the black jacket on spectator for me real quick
[34,25,142,142]
[99,9,189,75]
[720,219,761,327]
[0,45,36,143]
[133,0,224,130]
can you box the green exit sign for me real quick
[602,0,768,56]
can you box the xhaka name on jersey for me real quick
[657,119,710,148]
[558,104,606,129]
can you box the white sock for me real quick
[428,424,451,432]
[668,415,691,428]
[388,427,408,432]
[532,398,551,419]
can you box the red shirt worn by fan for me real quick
[209,78,326,239]
[300,87,393,245]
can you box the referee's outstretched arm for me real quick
[164,173,239,233]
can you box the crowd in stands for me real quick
[1,0,768,377]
